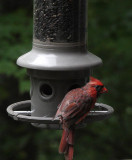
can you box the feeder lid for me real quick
[17,43,102,71]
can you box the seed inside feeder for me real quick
[34,0,86,43]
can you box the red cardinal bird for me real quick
[55,77,107,160]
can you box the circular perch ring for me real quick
[7,100,114,129]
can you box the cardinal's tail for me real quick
[59,128,69,154]
[59,127,74,160]
[64,129,74,160]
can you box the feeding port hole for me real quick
[40,84,53,99]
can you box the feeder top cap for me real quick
[17,46,102,71]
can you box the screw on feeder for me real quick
[7,0,114,130]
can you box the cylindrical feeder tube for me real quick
[33,0,87,43]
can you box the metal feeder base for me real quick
[7,100,114,129]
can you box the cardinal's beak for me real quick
[101,87,108,93]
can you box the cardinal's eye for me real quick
[95,85,104,92]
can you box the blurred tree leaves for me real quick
[0,9,32,93]
[0,0,132,160]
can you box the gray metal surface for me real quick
[17,45,102,71]
[30,77,87,118]
[7,100,114,129]
[27,69,90,80]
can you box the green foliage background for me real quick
[0,0,132,159]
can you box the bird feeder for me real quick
[7,0,114,129]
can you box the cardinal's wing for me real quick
[62,97,94,127]
[55,102,77,117]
